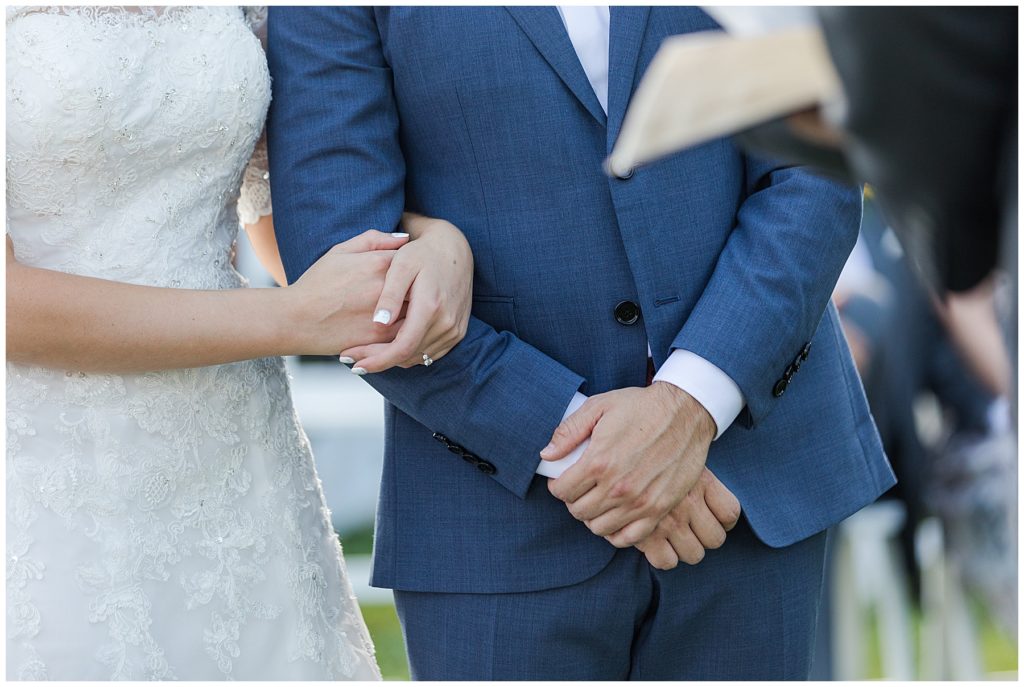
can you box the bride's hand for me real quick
[284,230,410,356]
[339,213,473,373]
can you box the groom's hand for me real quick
[634,468,741,570]
[543,382,718,547]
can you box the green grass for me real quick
[978,615,1018,675]
[360,603,411,681]
[347,532,1016,680]
[361,598,1016,681]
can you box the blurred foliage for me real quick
[339,527,375,557]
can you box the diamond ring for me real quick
[422,353,434,367]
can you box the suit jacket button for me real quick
[477,461,496,475]
[615,166,635,180]
[772,378,789,397]
[614,300,641,325]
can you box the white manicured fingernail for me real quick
[351,367,368,376]
[339,356,355,365]
[373,309,392,325]
[392,232,409,238]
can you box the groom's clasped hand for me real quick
[542,381,742,570]
[340,213,474,374]
[289,213,474,374]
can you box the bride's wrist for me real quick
[401,212,452,241]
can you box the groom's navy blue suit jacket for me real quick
[267,6,896,593]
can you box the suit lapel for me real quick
[505,6,607,127]
[606,6,651,153]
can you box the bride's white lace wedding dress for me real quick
[6,7,380,680]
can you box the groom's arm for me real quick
[267,6,585,498]
[669,158,861,427]
[544,160,860,548]
[543,162,859,480]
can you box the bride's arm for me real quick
[244,214,288,286]
[6,232,406,372]
[238,133,289,286]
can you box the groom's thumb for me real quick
[540,400,601,461]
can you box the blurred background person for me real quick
[810,190,1016,679]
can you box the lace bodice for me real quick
[6,7,378,680]
[6,6,270,288]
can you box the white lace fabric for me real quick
[238,138,273,225]
[6,6,378,680]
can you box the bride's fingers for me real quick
[348,300,433,373]
[338,318,406,366]
[334,229,409,254]
[339,345,371,364]
[399,324,460,367]
[340,344,386,370]
[372,258,417,328]
[344,307,462,372]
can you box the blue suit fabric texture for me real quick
[267,6,896,680]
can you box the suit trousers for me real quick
[393,516,829,680]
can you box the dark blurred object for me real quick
[735,112,851,183]
[819,7,1015,293]
[837,196,999,600]
[739,7,1016,294]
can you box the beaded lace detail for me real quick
[6,6,378,680]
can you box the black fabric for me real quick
[816,6,1016,292]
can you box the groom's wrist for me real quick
[653,350,745,440]
[651,381,717,446]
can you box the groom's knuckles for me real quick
[681,549,706,566]
[692,514,727,549]
[547,476,569,501]
[584,457,611,483]
[549,477,582,503]
[566,500,587,520]
[607,518,654,548]
[643,541,679,570]
[706,484,742,530]
[607,475,636,500]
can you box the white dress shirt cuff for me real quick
[535,392,590,479]
[653,349,745,440]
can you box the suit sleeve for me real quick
[266,6,585,498]
[670,157,862,426]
